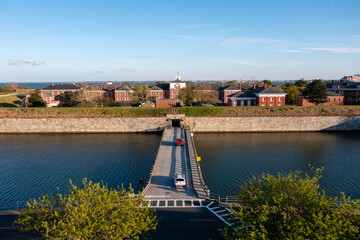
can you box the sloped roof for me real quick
[327,91,343,96]
[156,83,170,90]
[257,86,285,94]
[117,86,132,91]
[43,84,81,90]
[228,91,256,98]
[150,85,162,90]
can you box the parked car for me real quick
[176,138,184,146]
[174,174,186,187]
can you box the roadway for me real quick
[144,127,199,200]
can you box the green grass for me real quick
[0,94,24,107]
[1,105,360,118]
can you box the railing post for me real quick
[218,195,221,203]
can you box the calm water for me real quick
[194,132,360,199]
[1,132,360,209]
[0,134,161,208]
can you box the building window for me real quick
[270,97,274,102]
[262,97,265,101]
[328,98,330,101]
[338,98,341,101]
[120,97,122,101]
[334,98,335,102]
[117,97,119,101]
[279,97,282,102]
[278,104,282,106]
[261,104,265,106]
[270,104,274,106]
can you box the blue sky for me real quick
[0,0,359,82]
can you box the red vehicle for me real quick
[176,138,184,146]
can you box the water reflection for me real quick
[194,132,360,199]
[0,134,161,207]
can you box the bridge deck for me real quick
[144,127,198,199]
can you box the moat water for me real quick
[195,132,360,199]
[1,132,360,208]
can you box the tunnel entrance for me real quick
[172,119,181,127]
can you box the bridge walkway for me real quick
[143,127,198,200]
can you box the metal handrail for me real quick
[185,125,209,198]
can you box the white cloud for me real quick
[8,59,45,66]
[304,47,360,54]
[278,49,304,53]
[177,34,213,40]
[221,37,283,46]
[120,68,135,72]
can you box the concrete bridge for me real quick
[142,125,209,206]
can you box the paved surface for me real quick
[147,207,225,240]
[0,207,226,240]
[144,127,198,200]
[0,215,38,240]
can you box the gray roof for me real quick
[327,91,343,96]
[228,91,256,98]
[150,85,162,90]
[43,92,52,97]
[43,84,81,90]
[257,86,285,94]
[117,86,132,91]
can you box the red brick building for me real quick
[40,83,81,106]
[296,92,344,106]
[114,85,133,102]
[227,84,286,107]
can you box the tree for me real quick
[132,85,150,104]
[226,80,238,84]
[58,91,82,107]
[178,86,198,106]
[28,89,46,107]
[295,78,308,88]
[15,178,158,240]
[303,79,328,105]
[263,80,273,86]
[222,169,360,240]
[284,85,300,104]
[197,90,221,104]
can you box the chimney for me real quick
[264,83,268,89]
[208,83,211,90]
[100,84,103,92]
[253,82,256,89]
[258,83,261,88]
[239,82,242,90]
[114,84,117,90]
[52,83,54,86]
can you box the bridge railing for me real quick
[209,194,238,204]
[185,125,210,198]
[141,128,165,196]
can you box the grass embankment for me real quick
[1,105,360,118]
[0,94,25,107]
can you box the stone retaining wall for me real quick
[1,116,360,133]
[0,118,167,133]
[185,116,360,132]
